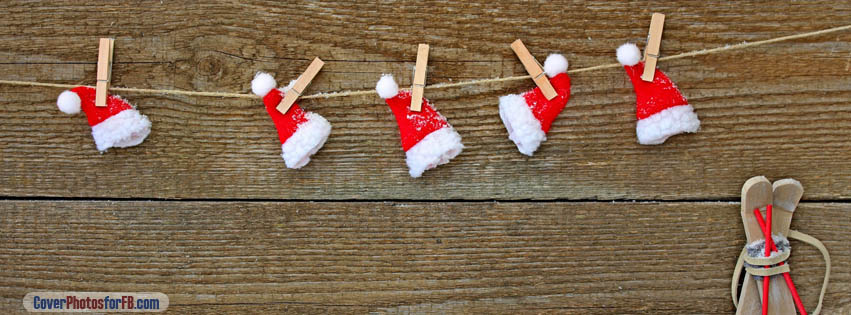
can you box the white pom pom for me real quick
[57,90,81,114]
[543,54,568,78]
[375,74,398,99]
[251,72,277,97]
[616,43,641,66]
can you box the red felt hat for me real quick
[251,72,331,169]
[498,53,571,156]
[617,43,700,145]
[56,86,151,152]
[375,75,463,178]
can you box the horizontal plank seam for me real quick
[0,61,169,65]
[0,196,848,203]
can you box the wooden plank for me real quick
[0,201,847,313]
[0,1,850,200]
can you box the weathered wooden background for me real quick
[1,1,849,313]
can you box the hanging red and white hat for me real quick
[498,54,571,155]
[375,75,463,178]
[617,43,700,145]
[251,72,331,169]
[56,86,151,152]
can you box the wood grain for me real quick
[0,1,850,200]
[0,201,848,314]
[2,2,850,313]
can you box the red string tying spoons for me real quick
[753,205,808,315]
[759,205,772,315]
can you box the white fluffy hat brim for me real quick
[636,104,700,145]
[499,94,546,156]
[405,127,463,178]
[91,109,152,152]
[281,112,332,169]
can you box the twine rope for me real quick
[1,24,849,100]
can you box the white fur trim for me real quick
[281,79,297,93]
[617,43,641,66]
[636,104,700,145]
[90,109,152,152]
[251,72,277,97]
[57,90,81,114]
[405,127,463,178]
[376,74,399,99]
[281,112,331,169]
[499,94,546,156]
[543,54,568,78]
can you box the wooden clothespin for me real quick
[278,57,324,114]
[95,38,115,107]
[641,13,665,82]
[511,39,557,100]
[410,44,429,112]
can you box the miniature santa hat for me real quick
[251,72,331,169]
[617,43,700,145]
[498,54,571,155]
[375,75,463,178]
[56,87,151,152]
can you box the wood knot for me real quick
[196,55,224,78]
